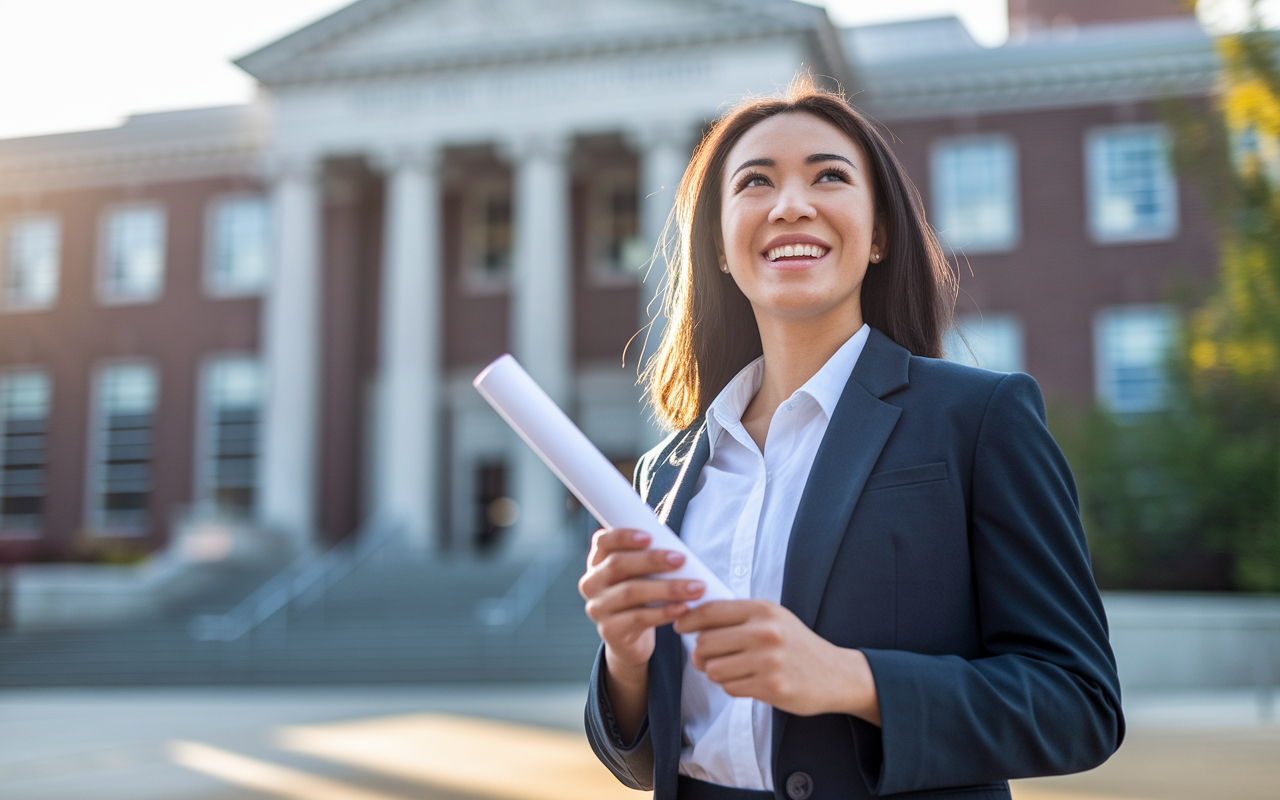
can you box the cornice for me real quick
[855,24,1219,121]
[235,0,830,87]
[0,106,268,197]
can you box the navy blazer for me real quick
[585,328,1124,799]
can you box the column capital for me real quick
[370,142,444,175]
[498,131,574,166]
[626,122,695,155]
[260,150,323,183]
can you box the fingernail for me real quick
[632,531,650,543]
[665,551,684,565]
[686,581,704,594]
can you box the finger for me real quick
[597,603,690,644]
[688,627,755,669]
[673,599,757,634]
[586,577,705,620]
[588,528,652,567]
[700,652,758,685]
[580,548,688,599]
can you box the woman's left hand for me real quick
[674,599,881,725]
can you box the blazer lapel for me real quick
[644,419,710,800]
[771,330,910,776]
[780,329,911,629]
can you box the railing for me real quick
[474,545,578,631]
[189,517,401,642]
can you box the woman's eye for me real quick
[817,169,850,183]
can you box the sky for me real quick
[0,0,1267,141]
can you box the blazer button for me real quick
[785,771,813,800]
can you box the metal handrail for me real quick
[189,517,401,642]
[475,545,577,630]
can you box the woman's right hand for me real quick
[578,528,706,675]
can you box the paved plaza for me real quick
[0,685,1276,799]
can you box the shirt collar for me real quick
[703,324,870,458]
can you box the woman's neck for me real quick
[740,309,864,450]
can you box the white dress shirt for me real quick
[677,324,870,790]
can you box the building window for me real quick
[1095,305,1177,414]
[944,313,1025,373]
[102,205,165,302]
[463,182,512,292]
[474,460,515,553]
[1087,126,1178,243]
[4,216,60,310]
[200,357,261,516]
[0,371,50,536]
[208,197,270,295]
[931,136,1018,252]
[592,171,644,284]
[92,364,157,533]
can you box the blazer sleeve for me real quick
[854,372,1125,795]
[585,643,655,790]
[583,446,669,789]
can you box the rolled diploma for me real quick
[473,354,733,605]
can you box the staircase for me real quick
[0,547,602,687]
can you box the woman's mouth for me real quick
[765,244,828,262]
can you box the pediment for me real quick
[237,0,840,84]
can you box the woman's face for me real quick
[718,112,883,325]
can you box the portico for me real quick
[237,0,849,555]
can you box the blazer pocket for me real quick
[862,461,948,492]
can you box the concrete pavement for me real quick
[1,685,1276,799]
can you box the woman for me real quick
[579,79,1123,800]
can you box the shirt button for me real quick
[785,402,796,411]
[786,771,813,800]
[733,565,748,578]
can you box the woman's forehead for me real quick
[726,112,863,169]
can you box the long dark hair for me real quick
[642,76,956,431]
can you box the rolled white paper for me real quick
[473,354,733,604]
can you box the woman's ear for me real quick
[870,220,888,264]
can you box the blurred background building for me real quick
[0,0,1218,568]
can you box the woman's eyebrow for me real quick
[807,153,857,169]
[730,158,774,177]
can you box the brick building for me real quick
[0,0,1218,562]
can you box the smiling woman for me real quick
[579,77,1124,800]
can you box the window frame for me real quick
[0,367,51,539]
[2,213,62,312]
[85,359,159,536]
[1085,124,1179,245]
[1093,304,1178,414]
[944,312,1026,374]
[97,202,168,305]
[460,178,513,296]
[193,353,262,518]
[588,167,644,287]
[204,193,271,298]
[929,134,1020,254]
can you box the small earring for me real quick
[871,252,882,263]
[719,261,729,273]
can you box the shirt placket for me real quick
[725,422,767,788]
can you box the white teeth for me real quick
[766,245,826,261]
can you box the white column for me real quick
[504,133,573,556]
[631,125,691,447]
[259,154,323,547]
[373,145,444,553]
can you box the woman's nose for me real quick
[769,182,817,223]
